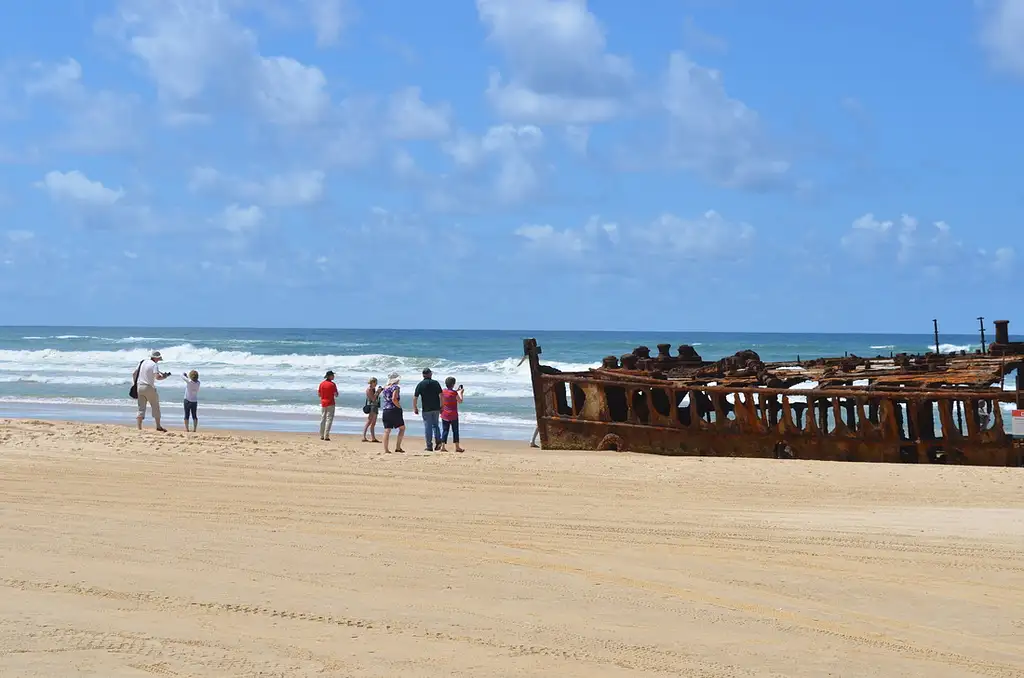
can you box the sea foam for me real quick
[0,344,598,401]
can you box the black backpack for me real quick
[129,360,144,399]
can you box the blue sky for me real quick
[0,0,1021,333]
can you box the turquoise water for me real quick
[0,327,1014,439]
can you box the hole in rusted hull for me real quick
[651,388,671,417]
[632,390,651,424]
[571,383,586,416]
[605,385,628,422]
[676,391,692,426]
[556,382,572,416]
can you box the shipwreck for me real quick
[524,319,1024,466]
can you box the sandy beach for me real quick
[1,419,1023,677]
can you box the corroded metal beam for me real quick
[523,337,1023,467]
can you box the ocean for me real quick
[0,327,1017,439]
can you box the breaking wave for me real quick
[0,344,598,401]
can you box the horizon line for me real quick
[0,324,1005,338]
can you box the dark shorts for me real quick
[382,407,404,430]
[184,399,198,419]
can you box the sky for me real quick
[0,0,1022,334]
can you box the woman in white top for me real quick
[182,370,201,432]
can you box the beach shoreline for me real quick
[3,418,1024,676]
[0,416,534,449]
[0,400,537,441]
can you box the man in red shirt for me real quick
[318,370,339,440]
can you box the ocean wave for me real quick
[20,334,102,340]
[15,335,361,349]
[934,343,976,354]
[108,337,356,347]
[0,373,536,398]
[0,344,596,374]
[0,344,593,400]
[870,345,895,350]
[112,336,188,344]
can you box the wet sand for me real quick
[1,418,1023,677]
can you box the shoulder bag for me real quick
[129,360,144,399]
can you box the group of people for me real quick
[318,367,465,454]
[130,353,508,453]
[130,351,201,432]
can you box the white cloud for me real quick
[189,167,325,207]
[253,56,329,126]
[839,212,895,257]
[162,110,213,126]
[221,204,265,233]
[477,0,635,124]
[436,124,547,206]
[35,170,124,206]
[517,216,619,258]
[108,0,251,101]
[482,124,545,204]
[102,0,329,126]
[978,0,1024,76]
[442,130,487,169]
[641,210,754,259]
[345,206,472,268]
[391,149,419,178]
[306,0,351,47]
[993,246,1016,274]
[515,224,587,256]
[384,86,452,140]
[515,211,746,263]
[24,58,82,97]
[838,212,1006,272]
[474,1,791,189]
[322,95,381,168]
[23,58,140,152]
[6,230,34,243]
[660,52,790,190]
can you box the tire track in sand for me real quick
[282,533,1022,678]
[0,626,299,677]
[0,578,762,677]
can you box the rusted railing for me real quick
[533,372,1021,466]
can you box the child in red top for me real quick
[440,376,464,452]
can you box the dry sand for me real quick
[1,418,1023,678]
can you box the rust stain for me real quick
[523,321,1024,466]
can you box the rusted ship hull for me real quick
[524,326,1024,466]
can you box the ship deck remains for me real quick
[524,324,1024,466]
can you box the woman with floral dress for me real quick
[380,372,406,454]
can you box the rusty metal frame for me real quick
[523,338,1024,466]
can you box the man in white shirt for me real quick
[135,351,170,431]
